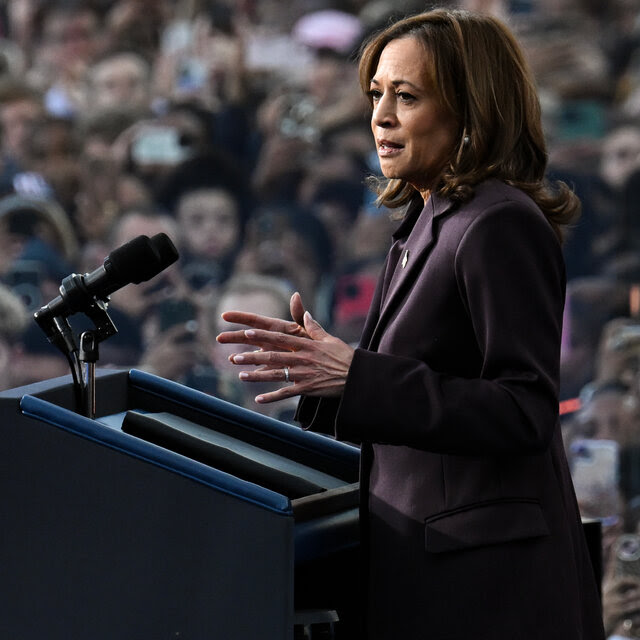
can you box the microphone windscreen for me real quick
[150,233,179,270]
[107,235,164,285]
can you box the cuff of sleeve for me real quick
[335,347,372,442]
[295,396,341,436]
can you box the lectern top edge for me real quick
[128,369,360,467]
[17,392,293,517]
[3,368,360,518]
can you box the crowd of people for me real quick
[0,0,637,636]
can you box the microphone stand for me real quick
[32,232,179,417]
[34,298,118,418]
[77,298,117,419]
[79,331,99,420]
[51,315,84,411]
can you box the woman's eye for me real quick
[368,89,382,101]
[397,92,415,102]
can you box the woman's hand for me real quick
[220,291,310,340]
[602,572,640,636]
[216,293,355,404]
[138,322,199,380]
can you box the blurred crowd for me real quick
[0,0,638,635]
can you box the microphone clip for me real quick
[34,281,118,419]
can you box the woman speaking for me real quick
[217,9,605,639]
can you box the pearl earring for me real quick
[463,135,470,145]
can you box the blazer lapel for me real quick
[366,193,456,351]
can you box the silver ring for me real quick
[283,366,290,383]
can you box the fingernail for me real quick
[255,395,265,403]
[233,355,245,363]
[304,311,312,321]
[239,372,249,380]
[245,329,256,337]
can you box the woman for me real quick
[217,9,605,639]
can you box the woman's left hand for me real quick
[216,307,355,404]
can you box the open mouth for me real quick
[378,140,404,156]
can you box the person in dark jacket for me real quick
[217,9,605,639]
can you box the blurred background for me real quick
[0,0,639,634]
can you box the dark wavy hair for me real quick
[358,8,579,241]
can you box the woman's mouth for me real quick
[378,140,404,156]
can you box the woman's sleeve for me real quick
[295,396,342,437]
[333,202,566,456]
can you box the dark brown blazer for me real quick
[297,180,605,639]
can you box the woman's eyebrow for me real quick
[369,77,422,91]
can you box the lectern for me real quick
[0,369,360,639]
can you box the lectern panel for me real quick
[0,369,361,639]
[2,397,293,638]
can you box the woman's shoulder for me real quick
[432,179,562,268]
[446,179,551,235]
[468,179,541,215]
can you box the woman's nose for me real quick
[372,95,396,128]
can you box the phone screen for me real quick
[570,439,619,512]
[132,127,191,165]
[157,298,197,333]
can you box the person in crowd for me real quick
[20,113,81,214]
[74,106,152,250]
[0,282,29,390]
[175,185,243,296]
[153,102,246,213]
[581,125,640,272]
[10,320,71,388]
[0,193,78,312]
[87,50,152,113]
[0,77,44,194]
[233,204,334,323]
[217,9,605,638]
[250,91,316,204]
[603,566,640,640]
[102,0,169,59]
[29,0,104,117]
[98,207,187,370]
[561,313,640,640]
[195,272,298,422]
[568,380,640,447]
[616,166,640,268]
[112,98,245,210]
[561,277,631,400]
[595,318,640,391]
[303,177,367,268]
[600,126,640,193]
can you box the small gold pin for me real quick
[402,249,410,268]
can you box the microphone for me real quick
[34,233,179,330]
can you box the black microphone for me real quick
[34,233,179,331]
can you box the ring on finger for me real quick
[284,366,290,383]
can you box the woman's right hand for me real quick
[216,292,355,403]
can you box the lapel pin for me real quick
[402,249,410,268]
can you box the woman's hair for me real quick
[358,8,579,240]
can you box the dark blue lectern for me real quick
[0,369,360,639]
